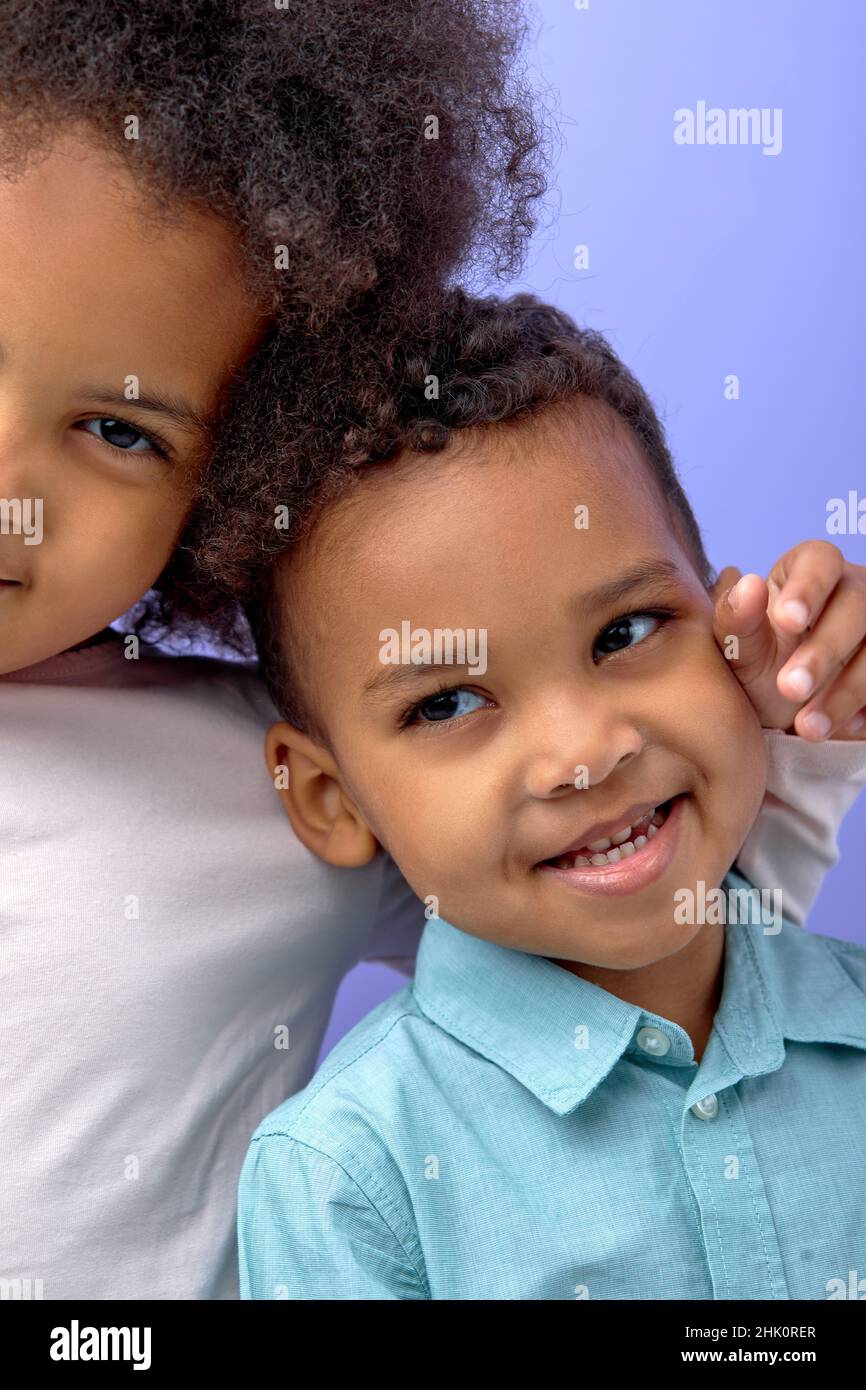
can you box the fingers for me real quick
[712,570,775,680]
[776,571,866,712]
[769,540,846,635]
[794,643,866,740]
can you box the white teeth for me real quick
[546,801,672,871]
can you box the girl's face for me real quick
[0,126,268,673]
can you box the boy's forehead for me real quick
[321,401,672,558]
[288,400,687,628]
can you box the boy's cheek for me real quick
[706,659,769,818]
[669,643,768,790]
[691,628,764,727]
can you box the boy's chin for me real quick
[549,913,709,972]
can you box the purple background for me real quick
[319,0,866,1065]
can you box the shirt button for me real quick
[636,1026,671,1057]
[691,1094,719,1121]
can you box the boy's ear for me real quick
[264,721,379,868]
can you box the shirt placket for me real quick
[680,1067,789,1299]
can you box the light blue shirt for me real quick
[237,871,866,1300]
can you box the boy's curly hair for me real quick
[247,289,714,732]
[0,0,548,651]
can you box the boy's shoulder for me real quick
[241,986,445,1298]
[247,981,477,1172]
[726,867,866,989]
[807,926,866,985]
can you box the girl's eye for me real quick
[77,417,169,459]
[405,687,488,726]
[593,610,669,659]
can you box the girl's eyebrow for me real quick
[0,340,212,439]
[77,386,213,440]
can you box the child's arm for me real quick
[238,1131,427,1300]
[736,729,866,924]
[715,541,866,923]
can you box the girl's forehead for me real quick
[0,127,267,397]
[0,127,243,274]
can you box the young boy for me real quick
[237,292,866,1300]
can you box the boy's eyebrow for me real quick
[571,558,683,616]
[77,386,214,439]
[362,559,684,705]
[364,659,479,703]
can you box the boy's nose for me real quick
[0,411,41,499]
[0,442,36,503]
[523,701,645,800]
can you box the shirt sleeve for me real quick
[238,1132,428,1300]
[735,729,866,926]
[363,851,426,979]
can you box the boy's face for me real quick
[0,126,267,673]
[275,403,768,970]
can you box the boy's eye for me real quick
[593,609,670,659]
[77,417,169,459]
[400,609,676,728]
[405,687,488,725]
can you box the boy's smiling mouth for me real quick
[535,794,687,896]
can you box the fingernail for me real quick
[785,666,814,698]
[781,598,810,631]
[802,710,832,738]
[843,712,866,735]
[728,579,745,610]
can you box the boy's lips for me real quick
[537,796,678,865]
[535,794,686,897]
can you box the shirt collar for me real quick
[412,870,866,1117]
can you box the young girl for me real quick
[0,6,861,1302]
[0,0,546,1301]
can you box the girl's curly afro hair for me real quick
[0,0,548,650]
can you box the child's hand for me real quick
[712,541,866,739]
